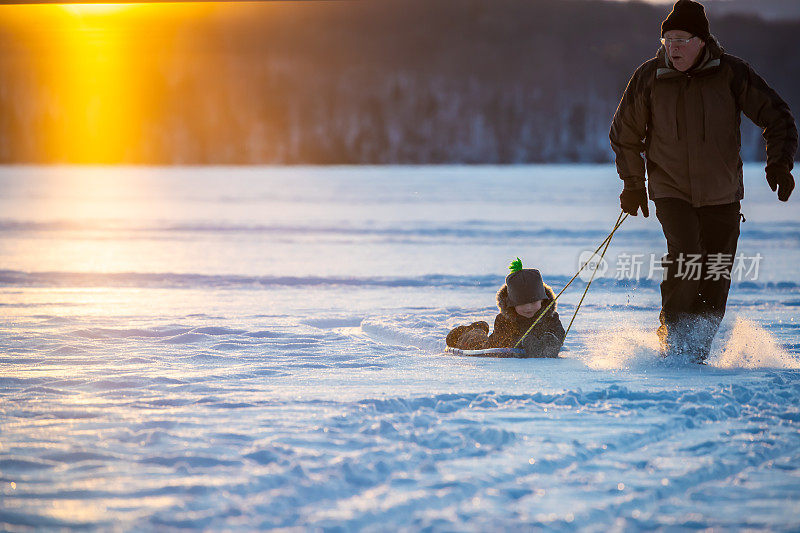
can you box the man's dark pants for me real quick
[654,198,742,360]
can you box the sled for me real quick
[444,346,528,358]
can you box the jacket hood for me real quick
[497,282,557,315]
[657,34,723,78]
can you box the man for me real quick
[610,0,797,363]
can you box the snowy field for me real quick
[1,165,799,531]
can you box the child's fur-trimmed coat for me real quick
[446,283,566,358]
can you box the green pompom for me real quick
[509,257,523,273]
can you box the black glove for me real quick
[619,183,649,217]
[767,170,794,202]
[521,331,562,358]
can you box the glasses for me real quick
[661,36,696,46]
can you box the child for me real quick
[446,258,566,357]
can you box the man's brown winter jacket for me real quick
[610,38,797,207]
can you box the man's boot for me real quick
[685,313,720,364]
[658,311,692,359]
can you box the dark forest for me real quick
[1,0,798,164]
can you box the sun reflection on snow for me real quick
[4,167,166,279]
[41,496,179,524]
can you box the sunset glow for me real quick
[53,6,141,162]
[61,3,133,15]
[1,3,214,163]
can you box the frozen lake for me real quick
[1,164,799,530]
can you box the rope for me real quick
[514,211,628,349]
[563,213,621,338]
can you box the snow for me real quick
[1,164,799,530]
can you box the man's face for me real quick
[664,29,706,72]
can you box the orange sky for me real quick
[0,3,219,162]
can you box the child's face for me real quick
[514,300,543,318]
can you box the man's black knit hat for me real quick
[661,0,710,40]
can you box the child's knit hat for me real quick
[505,258,547,306]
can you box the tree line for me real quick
[0,0,797,164]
